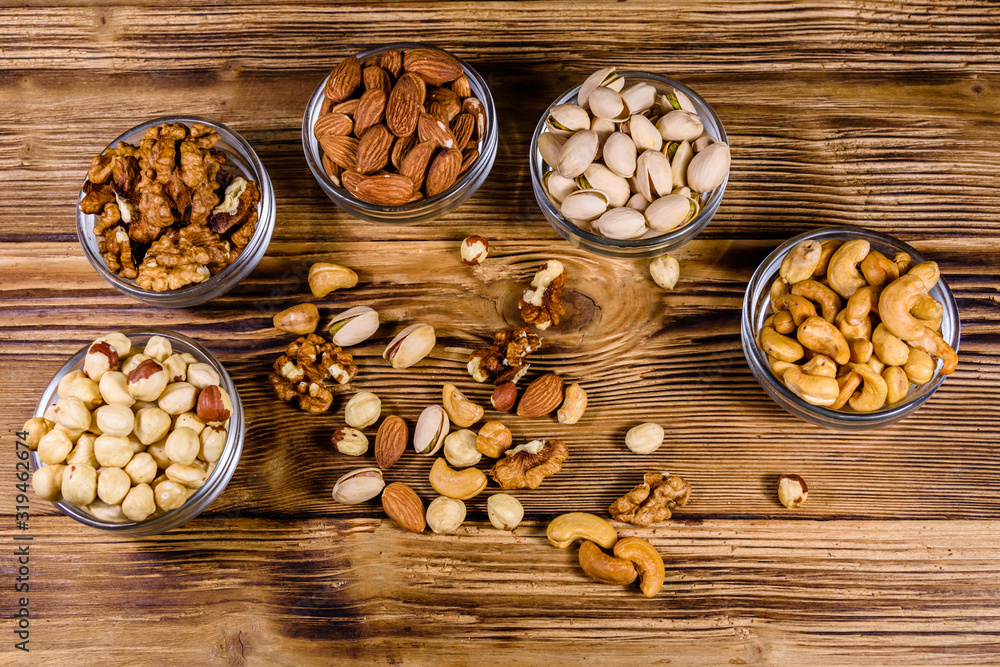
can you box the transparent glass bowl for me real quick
[302,43,498,223]
[75,116,275,307]
[530,72,729,259]
[741,226,960,430]
[30,329,245,536]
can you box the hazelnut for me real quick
[32,464,66,502]
[37,429,74,465]
[121,483,155,521]
[273,303,320,335]
[93,404,135,438]
[490,382,518,413]
[649,254,680,290]
[127,359,169,402]
[95,332,132,358]
[83,341,119,381]
[162,354,189,382]
[143,335,173,362]
[51,397,92,432]
[625,422,664,454]
[487,493,524,530]
[196,385,232,426]
[165,427,200,465]
[124,452,158,486]
[153,480,188,512]
[133,407,172,446]
[61,463,98,506]
[186,363,220,389]
[778,474,808,509]
[99,371,135,406]
[333,427,369,456]
[21,417,54,451]
[65,375,103,410]
[97,467,131,505]
[425,496,467,534]
[121,353,151,376]
[174,412,205,434]
[93,435,133,468]
[157,382,199,416]
[67,434,99,468]
[344,391,381,429]
[443,429,481,468]
[57,370,86,399]
[460,236,489,265]
[165,462,208,489]
[200,427,227,463]
[476,421,513,458]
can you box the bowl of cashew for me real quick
[742,226,960,430]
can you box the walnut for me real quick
[135,262,210,292]
[98,226,138,279]
[609,473,692,527]
[210,177,261,235]
[518,260,566,331]
[467,326,541,384]
[489,439,568,490]
[79,183,116,215]
[268,334,358,413]
[229,210,258,249]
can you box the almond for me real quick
[462,97,487,142]
[427,87,462,123]
[380,49,404,78]
[425,148,462,198]
[362,66,392,95]
[355,173,414,207]
[320,134,359,171]
[355,124,394,175]
[458,148,479,178]
[403,48,464,86]
[450,113,475,149]
[375,415,408,469]
[517,373,565,418]
[354,89,387,138]
[331,98,360,116]
[314,112,353,139]
[417,112,457,149]
[341,170,364,197]
[386,72,425,138]
[491,382,518,412]
[390,133,417,170]
[398,140,438,191]
[324,55,361,103]
[321,154,342,186]
[381,482,425,533]
[452,74,472,99]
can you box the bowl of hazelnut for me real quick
[24,329,244,535]
[75,116,275,307]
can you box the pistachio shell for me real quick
[383,323,436,370]
[656,110,704,142]
[687,142,730,193]
[671,186,692,198]
[328,306,380,347]
[578,67,624,108]
[544,171,577,204]
[635,150,672,201]
[602,132,637,178]
[588,86,629,122]
[626,192,650,212]
[595,207,647,240]
[619,82,657,114]
[663,88,697,113]
[576,163,630,207]
[645,194,696,233]
[556,129,598,179]
[560,189,609,222]
[538,132,566,169]
[332,468,385,505]
[671,140,694,189]
[693,132,714,153]
[546,103,590,135]
[628,114,662,152]
[413,405,450,456]
[591,117,615,159]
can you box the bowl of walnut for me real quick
[75,116,275,307]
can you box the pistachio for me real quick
[546,103,591,135]
[576,163,630,208]
[591,117,615,159]
[602,132,637,178]
[663,88,697,113]
[538,131,567,169]
[560,189,609,223]
[686,142,730,193]
[645,194,695,233]
[413,405,450,456]
[577,67,624,108]
[595,207,647,240]
[544,171,578,204]
[626,192,650,212]
[627,114,662,152]
[693,131,714,153]
[656,110,704,142]
[332,467,385,505]
[635,150,672,202]
[556,129,599,179]
[588,86,629,122]
[328,306,380,347]
[671,140,694,189]
[383,323,436,370]
[619,82,657,114]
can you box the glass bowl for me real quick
[530,71,728,259]
[302,43,498,223]
[741,226,960,430]
[75,116,275,308]
[30,329,245,536]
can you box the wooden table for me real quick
[3,2,999,664]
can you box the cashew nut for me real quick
[872,323,910,367]
[860,250,900,287]
[831,371,862,410]
[848,338,874,364]
[867,355,886,374]
[845,285,882,326]
[578,540,637,585]
[835,309,872,341]
[813,239,844,277]
[826,239,870,298]
[848,363,888,412]
[772,294,819,327]
[791,279,841,322]
[911,294,944,331]
[759,326,805,362]
[770,276,790,305]
[883,366,910,406]
[802,355,837,378]
[613,536,666,598]
[893,251,913,275]
[904,348,935,385]
[796,316,850,365]
[546,512,618,550]
[779,240,823,284]
[769,356,797,377]
[879,274,930,342]
[772,310,797,335]
[441,383,484,428]
[782,366,839,407]
[907,261,940,291]
[428,457,487,500]
[908,327,957,375]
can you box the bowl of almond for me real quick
[303,43,498,223]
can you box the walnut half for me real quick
[518,260,565,331]
[609,473,691,527]
[467,326,541,385]
[489,439,568,490]
[268,334,358,413]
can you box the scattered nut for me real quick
[778,474,808,508]
[609,472,691,526]
[383,323,436,370]
[556,382,587,425]
[425,496,467,534]
[490,382,517,412]
[345,391,382,429]
[475,420,512,458]
[269,333,358,413]
[442,383,484,428]
[649,255,680,290]
[613,537,666,598]
[332,427,369,456]
[332,468,385,505]
[487,493,524,530]
[517,373,564,418]
[413,405,450,456]
[624,422,664,454]
[489,439,568,490]
[308,262,358,298]
[578,540,637,585]
[518,260,565,330]
[374,415,408,469]
[443,429,481,468]
[327,305,379,347]
[460,236,489,265]
[381,481,425,533]
[468,327,541,385]
[429,457,487,500]
[546,512,617,549]
[273,303,320,334]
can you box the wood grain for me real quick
[2,1,1000,663]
